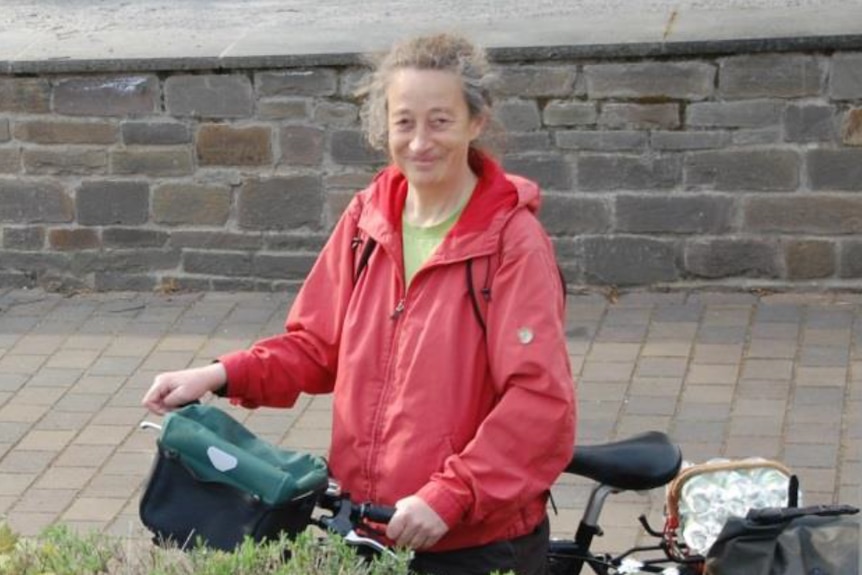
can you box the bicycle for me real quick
[141,408,692,575]
[311,430,691,575]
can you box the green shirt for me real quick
[402,205,466,286]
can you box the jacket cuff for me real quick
[415,481,469,529]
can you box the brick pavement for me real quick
[0,287,859,554]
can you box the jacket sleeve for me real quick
[415,213,576,527]
[217,199,363,408]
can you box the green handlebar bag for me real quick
[139,404,329,551]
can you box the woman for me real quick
[142,33,576,575]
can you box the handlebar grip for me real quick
[360,503,396,524]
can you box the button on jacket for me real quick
[219,151,576,552]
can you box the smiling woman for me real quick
[142,32,576,575]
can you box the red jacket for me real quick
[219,152,576,551]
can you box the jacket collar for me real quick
[357,150,539,262]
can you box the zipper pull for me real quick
[390,299,405,319]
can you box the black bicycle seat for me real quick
[564,431,682,491]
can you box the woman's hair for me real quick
[356,33,501,152]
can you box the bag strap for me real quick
[352,235,377,284]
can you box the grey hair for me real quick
[356,33,502,153]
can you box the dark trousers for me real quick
[410,517,549,575]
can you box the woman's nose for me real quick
[409,126,430,152]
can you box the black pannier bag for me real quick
[706,504,860,575]
[139,404,329,551]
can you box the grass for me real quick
[0,521,414,575]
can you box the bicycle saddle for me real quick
[565,431,682,491]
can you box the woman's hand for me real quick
[141,363,227,415]
[385,495,449,550]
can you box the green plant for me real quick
[0,521,414,575]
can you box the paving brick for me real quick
[681,383,735,403]
[794,366,847,386]
[686,363,739,385]
[62,496,127,522]
[16,429,75,451]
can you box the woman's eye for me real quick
[431,118,451,128]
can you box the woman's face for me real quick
[386,68,485,193]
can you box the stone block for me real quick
[253,253,318,280]
[339,67,371,99]
[745,196,862,234]
[264,233,329,252]
[581,236,679,286]
[196,124,272,166]
[839,240,862,278]
[784,104,838,143]
[76,181,149,226]
[330,130,386,165]
[121,121,191,145]
[94,273,157,291]
[496,65,576,97]
[280,125,325,166]
[0,180,73,223]
[0,78,51,113]
[538,194,610,235]
[584,62,715,100]
[256,69,338,97]
[238,176,323,231]
[183,251,254,277]
[71,249,179,274]
[496,99,542,132]
[0,118,9,141]
[0,148,19,173]
[842,108,862,146]
[169,231,263,250]
[685,238,781,279]
[784,240,836,279]
[577,154,681,191]
[48,229,100,251]
[503,132,551,153]
[730,128,782,145]
[2,226,45,249]
[598,103,680,129]
[313,101,359,127]
[258,98,312,121]
[556,130,646,151]
[102,228,168,248]
[110,148,193,176]
[542,100,597,127]
[23,149,108,175]
[685,150,799,191]
[650,130,730,151]
[503,153,572,191]
[13,120,118,145]
[152,184,231,226]
[686,100,784,129]
[165,75,253,119]
[807,149,862,190]
[616,195,733,234]
[719,54,824,98]
[830,53,862,100]
[53,76,158,116]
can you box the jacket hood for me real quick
[357,150,541,260]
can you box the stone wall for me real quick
[1,47,861,292]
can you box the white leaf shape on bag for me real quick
[207,446,238,472]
